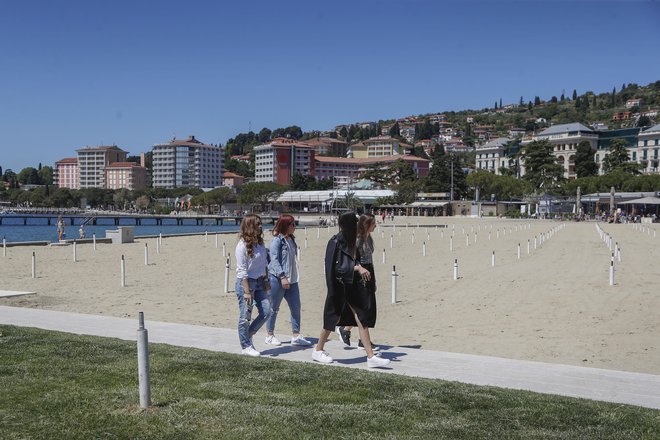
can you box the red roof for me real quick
[315,155,429,165]
[56,157,78,164]
[223,171,243,178]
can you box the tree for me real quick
[135,195,151,210]
[361,164,390,189]
[574,141,598,178]
[291,173,316,190]
[534,96,541,106]
[191,187,234,214]
[572,89,577,101]
[425,151,467,199]
[38,166,53,185]
[387,159,416,184]
[237,182,286,212]
[520,140,565,191]
[258,127,272,143]
[637,115,651,127]
[602,139,641,174]
[389,122,399,137]
[17,167,40,185]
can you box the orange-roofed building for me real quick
[105,162,147,190]
[54,157,79,189]
[223,171,245,188]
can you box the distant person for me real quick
[56,216,65,241]
[336,213,380,351]
[264,215,312,347]
[78,225,86,239]
[312,212,390,368]
[235,214,272,357]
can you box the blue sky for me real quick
[1,0,659,172]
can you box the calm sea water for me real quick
[0,216,242,243]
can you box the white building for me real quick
[254,138,314,185]
[531,123,598,179]
[475,138,514,175]
[636,124,660,174]
[151,136,223,188]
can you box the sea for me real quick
[0,215,242,243]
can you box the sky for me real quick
[1,0,659,172]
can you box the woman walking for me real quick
[312,212,390,368]
[336,213,379,351]
[264,214,312,347]
[235,214,272,357]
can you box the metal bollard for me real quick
[527,239,530,254]
[390,235,393,249]
[121,255,126,287]
[422,241,426,257]
[382,248,386,265]
[492,251,495,267]
[453,259,458,280]
[450,236,453,252]
[517,243,521,260]
[224,257,230,293]
[609,258,614,286]
[31,251,36,278]
[137,312,152,408]
[391,265,398,304]
[144,243,149,266]
[222,242,226,257]
[73,240,77,262]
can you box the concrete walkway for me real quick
[1,305,659,410]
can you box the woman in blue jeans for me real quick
[235,214,272,357]
[264,214,312,347]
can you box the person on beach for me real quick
[235,214,272,357]
[336,213,379,351]
[264,214,312,347]
[78,225,86,239]
[312,212,390,368]
[56,216,65,241]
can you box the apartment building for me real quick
[254,138,315,185]
[314,155,430,188]
[303,137,348,157]
[475,138,516,175]
[54,158,79,189]
[151,136,223,188]
[105,162,147,190]
[529,123,598,179]
[636,124,660,174]
[348,136,402,158]
[76,146,128,189]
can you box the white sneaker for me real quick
[291,335,312,346]
[312,350,333,364]
[264,335,282,346]
[241,346,261,357]
[367,355,390,368]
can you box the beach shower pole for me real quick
[144,243,149,266]
[73,240,77,262]
[391,265,397,304]
[137,312,152,408]
[453,259,458,280]
[224,257,230,293]
[31,252,36,278]
[121,255,126,287]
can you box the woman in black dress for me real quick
[311,212,389,368]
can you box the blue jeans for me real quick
[266,274,301,335]
[235,278,272,349]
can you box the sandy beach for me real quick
[1,217,659,375]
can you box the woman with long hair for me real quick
[235,214,272,357]
[312,212,390,368]
[336,213,379,351]
[264,214,312,347]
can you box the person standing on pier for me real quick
[56,216,65,241]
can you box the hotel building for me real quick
[151,136,223,188]
[254,138,315,185]
[76,145,128,188]
[105,162,148,190]
[54,158,80,189]
[315,155,430,188]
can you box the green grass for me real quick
[0,325,659,439]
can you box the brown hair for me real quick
[272,214,296,238]
[357,213,375,243]
[239,214,264,258]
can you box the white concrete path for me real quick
[1,305,659,410]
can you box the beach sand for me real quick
[1,217,659,374]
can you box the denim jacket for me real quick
[268,235,297,280]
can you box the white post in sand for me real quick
[390,235,393,249]
[411,232,415,244]
[422,241,426,257]
[222,242,226,257]
[517,243,521,260]
[527,239,530,254]
[609,256,614,286]
[450,236,453,252]
[73,240,77,262]
[317,228,320,239]
[224,257,230,293]
[488,231,491,241]
[466,234,469,247]
[391,265,398,304]
[205,230,208,242]
[215,233,219,249]
[492,251,495,267]
[474,232,477,244]
[453,259,459,280]
[382,248,386,265]
[2,237,5,257]
[31,251,36,278]
[159,232,162,247]
[93,233,96,251]
[144,243,149,266]
[534,236,537,250]
[156,237,160,254]
[121,255,126,287]
[304,237,308,249]
[137,312,151,409]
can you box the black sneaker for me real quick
[358,339,380,352]
[336,326,351,347]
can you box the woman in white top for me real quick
[235,214,271,357]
